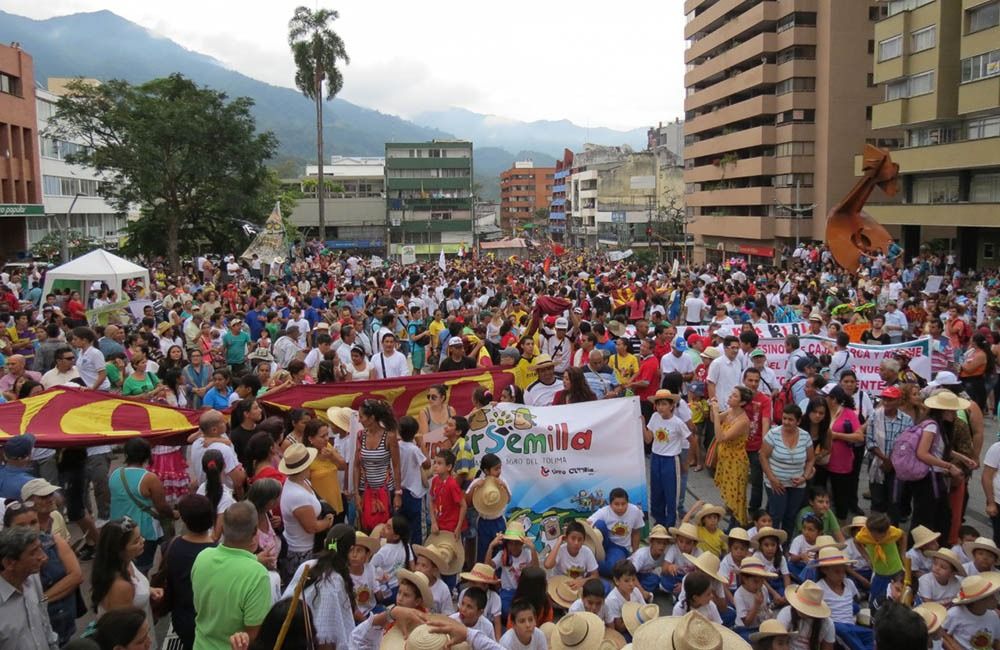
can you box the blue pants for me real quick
[442,573,457,592]
[870,573,892,610]
[477,515,507,564]
[735,627,758,643]
[500,588,516,622]
[765,485,807,538]
[638,572,660,594]
[834,622,874,650]
[766,575,786,597]
[790,561,809,583]
[661,573,683,596]
[720,605,737,628]
[678,449,689,518]
[594,520,631,577]
[650,453,681,527]
[401,489,424,546]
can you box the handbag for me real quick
[149,537,177,620]
[313,499,336,552]
[704,438,719,470]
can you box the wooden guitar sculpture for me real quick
[826,144,899,272]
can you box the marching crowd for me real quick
[1,241,1000,650]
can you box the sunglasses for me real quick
[5,500,36,512]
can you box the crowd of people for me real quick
[0,241,999,650]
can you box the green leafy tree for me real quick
[31,231,102,261]
[289,6,349,242]
[49,74,277,270]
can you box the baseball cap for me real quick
[21,478,60,500]
[3,434,35,459]
[555,317,569,329]
[686,332,701,346]
[673,337,688,352]
[447,336,464,347]
[880,386,903,400]
[928,371,960,388]
[749,348,766,358]
[796,356,818,372]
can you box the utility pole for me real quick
[774,180,816,250]
[60,193,82,263]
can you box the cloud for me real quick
[338,58,483,118]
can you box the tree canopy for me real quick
[50,74,278,269]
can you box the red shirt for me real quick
[430,474,465,533]
[634,355,661,401]
[745,392,773,452]
[653,341,671,360]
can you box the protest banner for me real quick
[687,321,813,340]
[608,249,633,262]
[0,387,200,447]
[85,299,133,327]
[466,397,647,551]
[260,366,515,421]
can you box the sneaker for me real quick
[77,544,95,561]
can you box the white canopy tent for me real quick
[41,249,150,304]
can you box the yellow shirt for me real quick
[610,352,639,386]
[697,527,727,557]
[309,445,343,513]
[510,309,528,324]
[428,319,446,346]
[514,357,538,390]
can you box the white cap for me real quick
[821,383,836,395]
[447,336,464,347]
[555,317,569,329]
[928,371,960,388]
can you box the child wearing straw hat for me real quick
[734,556,777,635]
[917,547,964,605]
[349,532,383,619]
[682,500,728,558]
[371,515,415,604]
[752,527,792,601]
[906,524,941,579]
[674,551,734,626]
[466,453,511,564]
[413,542,460,615]
[642,389,688,528]
[843,516,873,588]
[628,524,674,600]
[775,581,835,650]
[459,563,503,640]
[719,527,753,595]
[963,537,1000,577]
[813,547,872,650]
[749,619,792,650]
[942,573,1000,650]
[662,521,701,596]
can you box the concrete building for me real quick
[290,155,386,250]
[499,160,555,234]
[595,151,659,251]
[648,118,685,157]
[682,0,899,265]
[36,84,127,252]
[548,149,573,241]
[565,144,633,248]
[862,0,1000,268]
[385,140,474,256]
[0,44,43,261]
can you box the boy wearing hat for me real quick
[628,524,674,600]
[942,574,1000,650]
[643,390,689,529]
[963,538,1000,577]
[918,548,964,605]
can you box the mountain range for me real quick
[2,9,648,198]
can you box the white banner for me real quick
[466,398,647,548]
[401,245,416,265]
[608,249,634,262]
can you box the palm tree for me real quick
[288,6,349,242]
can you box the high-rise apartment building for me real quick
[385,140,473,257]
[864,0,1000,268]
[683,0,898,264]
[0,44,42,261]
[499,161,555,234]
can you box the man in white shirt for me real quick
[525,355,561,406]
[190,409,245,497]
[660,337,694,391]
[287,307,311,349]
[540,317,574,375]
[683,290,707,325]
[707,335,743,409]
[371,333,409,379]
[883,302,908,343]
[40,347,81,389]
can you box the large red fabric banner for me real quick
[0,387,202,448]
[260,367,516,420]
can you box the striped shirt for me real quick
[762,426,812,488]
[360,429,393,490]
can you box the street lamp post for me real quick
[59,193,82,263]
[774,180,816,250]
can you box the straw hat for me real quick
[749,619,791,643]
[380,623,408,650]
[683,552,728,585]
[370,523,386,541]
[325,406,354,431]
[694,504,726,525]
[630,610,748,650]
[726,527,751,545]
[648,524,673,541]
[967,537,1000,562]
[845,515,868,531]
[278,443,318,475]
[156,321,173,335]
[459,563,500,586]
[668,522,700,543]
[810,546,855,568]
[548,575,581,609]
[530,354,556,369]
[924,390,972,411]
[911,525,941,551]
[914,602,947,634]
[414,540,464,576]
[539,622,557,647]
[701,346,722,360]
[577,520,606,562]
[471,477,509,520]
[354,532,382,555]
[953,572,1000,605]
[930,548,966,576]
[550,613,606,650]
[786,581,832,618]
[621,602,661,636]
[738,556,778,578]
[751,526,788,546]
[606,321,627,338]
[808,535,847,552]
[647,389,680,403]
[397,568,435,609]
[400,621,451,650]
[602,628,628,650]
[501,521,534,543]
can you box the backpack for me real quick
[890,419,936,482]
[773,375,804,421]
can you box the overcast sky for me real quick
[2,0,685,130]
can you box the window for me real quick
[885,71,934,100]
[968,1,1000,33]
[888,0,934,17]
[775,141,815,156]
[986,243,996,260]
[430,211,451,221]
[43,175,61,196]
[773,174,814,188]
[912,176,960,203]
[961,49,1000,83]
[870,5,888,21]
[0,72,20,96]
[776,45,816,64]
[775,77,816,94]
[968,116,1000,139]
[878,35,903,61]
[908,125,961,146]
[776,12,817,33]
[971,173,1000,202]
[775,109,815,124]
[911,26,936,52]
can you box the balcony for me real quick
[552,184,567,193]
[685,1,781,64]
[684,156,776,183]
[685,186,776,207]
[866,202,1000,228]
[959,76,1000,116]
[689,214,775,240]
[870,91,940,130]
[686,95,777,136]
[685,32,778,87]
[386,158,470,170]
[389,197,473,210]
[685,0,746,39]
[685,64,777,112]
[854,136,1000,174]
[684,125,776,159]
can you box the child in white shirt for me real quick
[942,575,1000,650]
[499,600,547,650]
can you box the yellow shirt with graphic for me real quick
[610,352,639,386]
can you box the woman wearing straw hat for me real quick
[812,547,872,650]
[749,619,792,650]
[279,443,334,582]
[776,580,835,650]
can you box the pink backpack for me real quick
[890,419,936,482]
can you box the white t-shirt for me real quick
[984,442,1000,504]
[906,547,933,575]
[788,535,812,559]
[587,504,645,549]
[734,586,770,627]
[492,546,534,591]
[430,577,455,615]
[40,367,80,389]
[646,412,689,457]
[753,551,790,577]
[280,479,321,553]
[918,572,960,605]
[524,378,561,407]
[718,553,741,591]
[629,545,666,574]
[942,605,1000,650]
[372,351,409,379]
[189,438,240,487]
[672,599,722,623]
[817,578,860,624]
[371,541,413,593]
[660,352,695,381]
[499,627,547,650]
[398,440,428,498]
[351,563,379,615]
[604,586,644,620]
[568,598,614,624]
[707,355,743,407]
[777,606,836,650]
[550,544,598,580]
[684,297,706,323]
[77,345,110,390]
[459,587,501,623]
[195,483,235,515]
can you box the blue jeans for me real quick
[650,453,680,528]
[678,449,689,518]
[834,622,874,650]
[638,571,660,594]
[765,485,806,539]
[400,489,424,546]
[593,520,631,577]
[477,515,506,564]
